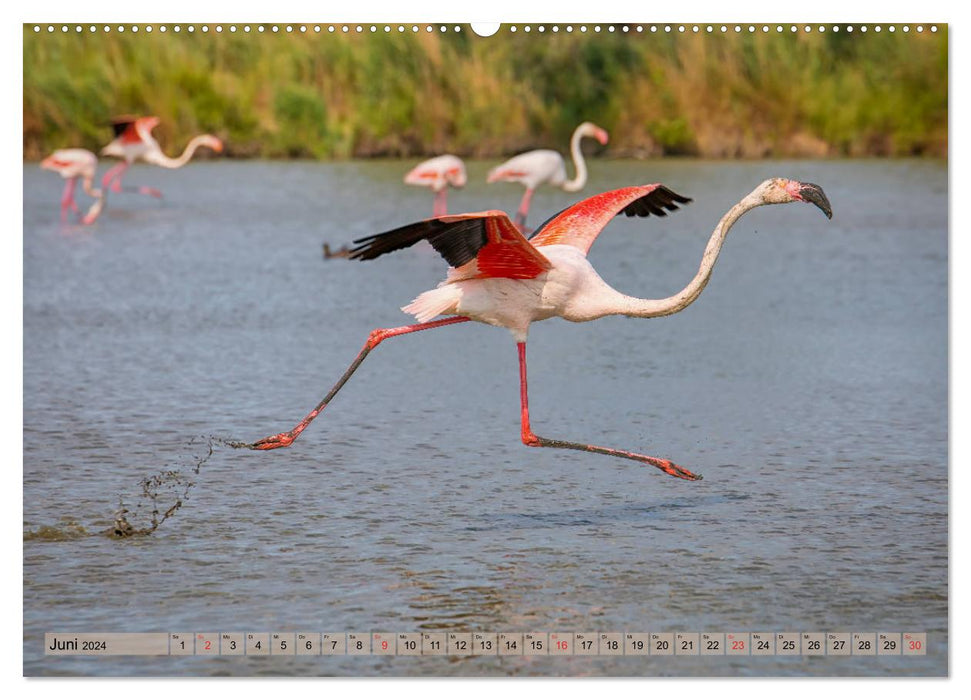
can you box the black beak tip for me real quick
[799,182,833,220]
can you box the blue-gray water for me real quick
[23,159,947,676]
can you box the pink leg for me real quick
[247,316,471,450]
[103,162,163,198]
[81,195,105,225]
[514,188,535,230]
[517,342,703,481]
[433,189,447,217]
[59,178,78,222]
[138,185,163,198]
[102,162,128,193]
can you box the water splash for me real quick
[105,434,242,538]
[23,520,89,541]
[23,434,255,541]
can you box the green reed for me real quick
[23,26,947,160]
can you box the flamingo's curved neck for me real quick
[148,136,212,169]
[617,194,763,318]
[561,128,589,193]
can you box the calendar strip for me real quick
[44,632,927,656]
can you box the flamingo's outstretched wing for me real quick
[110,117,134,138]
[110,115,157,144]
[110,116,144,143]
[529,184,691,256]
[134,116,159,143]
[349,210,552,280]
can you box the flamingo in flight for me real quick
[100,115,223,198]
[404,154,467,217]
[245,177,832,481]
[487,121,609,230]
[40,148,106,225]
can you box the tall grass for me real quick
[23,26,947,160]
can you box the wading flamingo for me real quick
[40,148,106,224]
[100,115,223,197]
[245,178,832,481]
[487,121,609,230]
[404,154,467,217]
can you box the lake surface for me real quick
[22,159,947,676]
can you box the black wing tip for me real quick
[346,231,404,262]
[655,184,692,204]
[346,232,381,260]
[347,232,418,261]
[346,244,373,261]
[109,115,139,134]
[346,217,488,269]
[620,185,693,218]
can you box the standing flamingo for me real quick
[40,148,106,224]
[100,115,223,197]
[404,154,467,216]
[244,177,832,481]
[487,121,609,230]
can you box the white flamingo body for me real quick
[488,121,609,228]
[41,148,98,183]
[249,178,832,483]
[100,132,150,164]
[405,244,621,338]
[486,149,568,191]
[404,154,467,192]
[404,154,467,216]
[40,148,105,224]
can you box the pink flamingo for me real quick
[487,121,609,230]
[100,115,223,197]
[404,154,467,217]
[40,148,106,224]
[245,178,832,481]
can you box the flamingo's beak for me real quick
[797,182,833,220]
[597,129,609,146]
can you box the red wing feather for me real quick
[528,184,691,256]
[475,215,552,279]
[110,116,137,140]
[350,210,552,280]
